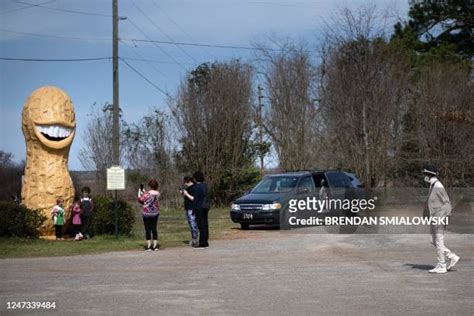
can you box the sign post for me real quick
[107,166,125,239]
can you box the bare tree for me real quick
[319,6,410,187]
[171,61,258,203]
[256,40,321,171]
[123,109,179,205]
[79,104,125,192]
[413,60,474,186]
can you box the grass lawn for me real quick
[0,207,238,258]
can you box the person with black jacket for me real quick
[182,171,210,248]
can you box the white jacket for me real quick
[427,178,452,218]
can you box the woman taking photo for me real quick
[138,179,161,251]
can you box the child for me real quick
[80,187,94,239]
[51,198,65,240]
[72,201,83,241]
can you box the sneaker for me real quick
[429,263,447,274]
[152,246,158,251]
[144,246,152,252]
[193,245,209,249]
[447,255,460,270]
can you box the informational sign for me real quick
[107,166,125,190]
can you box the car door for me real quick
[293,176,316,223]
[297,176,315,197]
[325,171,353,200]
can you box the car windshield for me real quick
[252,176,299,193]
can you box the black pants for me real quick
[195,209,209,247]
[73,224,81,236]
[143,215,159,240]
[54,225,63,239]
[81,215,92,237]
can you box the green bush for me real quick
[91,196,135,236]
[0,201,47,238]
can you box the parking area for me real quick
[0,228,473,315]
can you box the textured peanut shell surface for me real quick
[21,86,76,233]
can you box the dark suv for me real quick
[230,170,361,229]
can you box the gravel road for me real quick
[1,227,472,315]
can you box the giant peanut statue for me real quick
[21,86,76,233]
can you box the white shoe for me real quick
[429,263,447,274]
[447,255,460,270]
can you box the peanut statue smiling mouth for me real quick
[21,86,76,233]
[34,121,75,149]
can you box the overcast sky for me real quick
[0,0,409,170]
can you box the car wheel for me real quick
[240,223,250,230]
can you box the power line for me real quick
[10,0,111,17]
[120,39,172,80]
[1,26,313,54]
[124,38,260,51]
[0,28,110,41]
[1,27,271,53]
[121,38,318,53]
[120,57,174,100]
[130,0,198,63]
[121,56,194,66]
[1,0,56,15]
[126,19,188,71]
[248,1,323,9]
[0,56,111,62]
[149,0,218,61]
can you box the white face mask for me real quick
[424,176,430,183]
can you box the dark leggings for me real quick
[55,225,63,239]
[73,224,81,235]
[143,215,159,240]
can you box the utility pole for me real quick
[257,85,264,174]
[112,0,120,166]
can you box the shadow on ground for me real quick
[404,263,433,270]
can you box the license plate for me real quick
[243,213,253,219]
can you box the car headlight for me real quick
[262,203,282,211]
[231,203,241,211]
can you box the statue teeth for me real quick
[37,125,72,138]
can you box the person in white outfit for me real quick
[423,164,460,274]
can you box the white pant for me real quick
[430,224,455,264]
